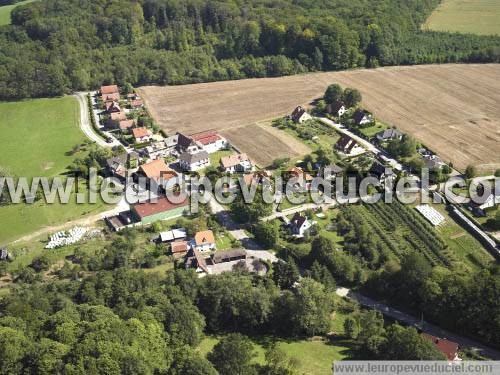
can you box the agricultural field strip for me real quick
[139,64,500,171]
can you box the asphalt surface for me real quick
[336,288,500,360]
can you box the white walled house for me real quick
[290,213,312,237]
[191,130,228,154]
[327,101,347,117]
[193,230,216,253]
[291,106,313,123]
[179,150,210,171]
[220,153,253,173]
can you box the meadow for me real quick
[423,0,500,36]
[0,96,109,244]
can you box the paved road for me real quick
[74,92,109,147]
[336,288,500,360]
[316,117,404,171]
[262,202,339,223]
[209,199,266,250]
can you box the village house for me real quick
[470,192,500,216]
[143,140,170,160]
[376,128,403,142]
[164,134,179,154]
[242,170,272,187]
[320,163,344,180]
[105,152,139,180]
[220,153,253,173]
[179,149,210,171]
[127,93,140,100]
[106,112,127,129]
[171,241,189,259]
[138,159,177,186]
[159,228,187,243]
[185,249,209,274]
[105,101,121,114]
[176,132,199,153]
[132,127,153,143]
[193,230,216,253]
[131,197,189,225]
[334,135,365,156]
[290,213,312,237]
[211,249,246,264]
[421,333,460,361]
[119,119,135,131]
[291,106,313,123]
[190,130,228,154]
[130,99,144,109]
[423,154,444,169]
[352,109,373,126]
[101,85,120,102]
[287,166,314,190]
[104,211,136,232]
[327,100,347,117]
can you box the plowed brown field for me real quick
[139,64,500,171]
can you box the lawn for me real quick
[358,121,387,139]
[432,204,496,269]
[0,0,37,25]
[0,96,112,244]
[315,209,344,245]
[198,334,353,375]
[215,231,234,250]
[423,0,500,36]
[209,149,236,168]
[0,97,83,177]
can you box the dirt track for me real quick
[139,64,500,171]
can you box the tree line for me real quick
[1,0,500,99]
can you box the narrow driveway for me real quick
[317,116,404,171]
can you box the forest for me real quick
[0,231,448,374]
[1,0,500,99]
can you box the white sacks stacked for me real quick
[45,226,93,249]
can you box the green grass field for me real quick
[423,0,500,36]
[0,96,111,245]
[198,335,353,374]
[0,0,37,26]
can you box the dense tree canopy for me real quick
[1,0,499,99]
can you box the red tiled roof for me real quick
[110,112,126,121]
[102,92,120,102]
[101,85,119,95]
[288,167,313,181]
[195,230,215,246]
[171,241,188,254]
[119,119,135,130]
[421,333,459,361]
[220,153,250,169]
[139,159,177,180]
[190,130,222,145]
[131,99,143,108]
[132,127,152,139]
[132,197,188,219]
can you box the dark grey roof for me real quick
[291,213,307,228]
[378,128,402,140]
[106,154,127,169]
[212,249,247,264]
[179,150,209,164]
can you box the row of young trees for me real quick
[1,0,500,99]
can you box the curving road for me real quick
[336,288,500,360]
[74,92,110,147]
